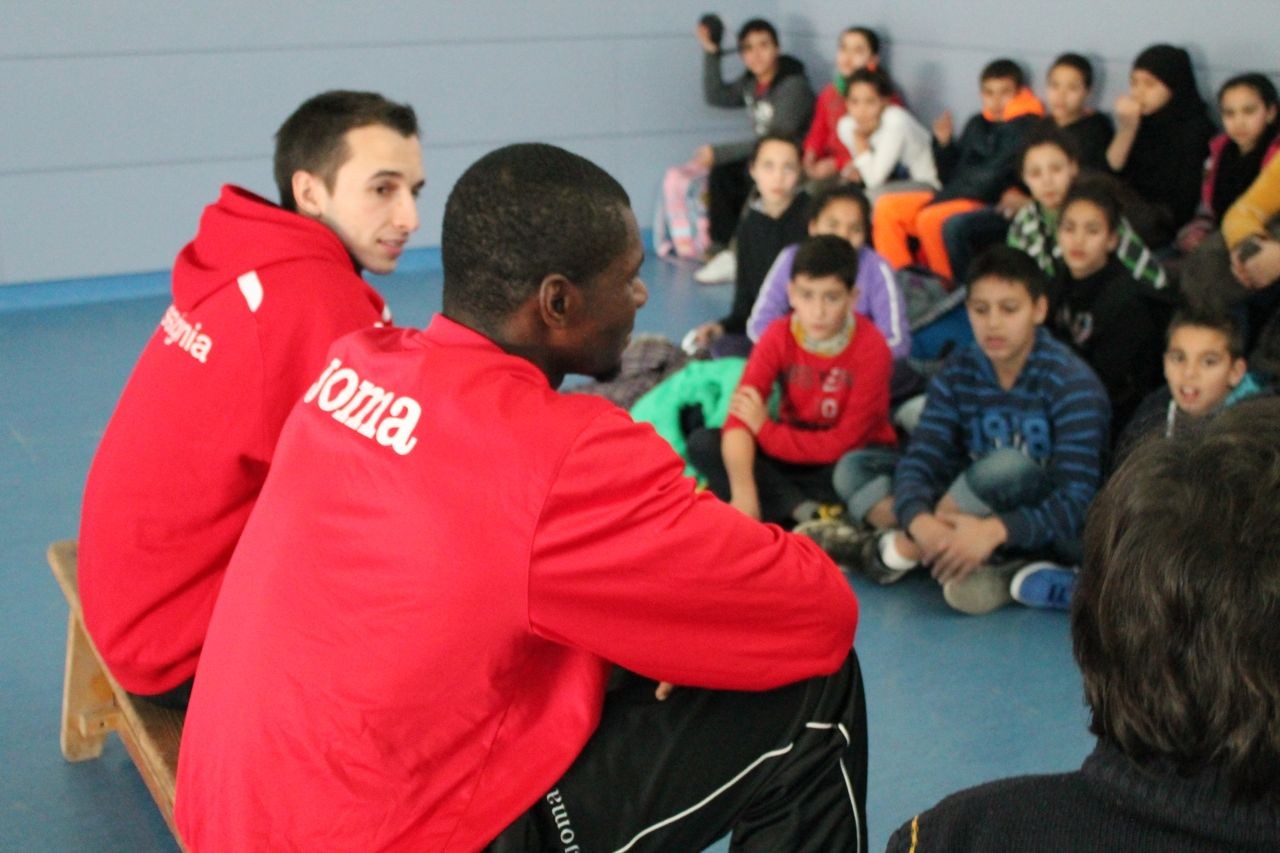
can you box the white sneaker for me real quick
[694,249,736,284]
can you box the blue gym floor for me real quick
[0,250,1092,851]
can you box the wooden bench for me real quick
[47,539,186,848]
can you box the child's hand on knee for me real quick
[931,513,1006,582]
[907,514,954,564]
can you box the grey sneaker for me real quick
[942,561,1022,615]
[862,532,920,586]
[794,517,873,571]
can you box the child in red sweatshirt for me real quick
[688,234,895,524]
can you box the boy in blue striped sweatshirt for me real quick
[806,245,1110,614]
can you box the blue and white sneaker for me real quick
[1010,562,1077,610]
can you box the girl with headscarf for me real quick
[1106,44,1215,247]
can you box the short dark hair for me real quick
[1050,52,1095,90]
[1218,72,1280,113]
[1061,179,1121,233]
[273,90,418,212]
[842,26,880,56]
[966,245,1047,298]
[1018,121,1082,173]
[441,143,631,327]
[807,184,871,237]
[751,133,801,163]
[1074,399,1280,805]
[737,18,778,48]
[846,67,895,99]
[981,58,1024,88]
[1167,306,1247,359]
[792,235,860,290]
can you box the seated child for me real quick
[1107,44,1214,247]
[888,400,1280,851]
[802,26,887,182]
[1043,53,1113,169]
[687,235,895,525]
[1050,182,1165,433]
[1182,150,1280,372]
[837,68,939,199]
[1177,73,1280,254]
[1115,307,1269,466]
[1008,126,1167,290]
[689,134,808,356]
[873,59,1044,282]
[695,16,815,281]
[747,184,911,359]
[804,246,1109,615]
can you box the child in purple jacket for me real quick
[747,184,911,360]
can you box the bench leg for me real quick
[60,612,120,761]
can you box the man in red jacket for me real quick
[175,143,867,852]
[78,90,425,707]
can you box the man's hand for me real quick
[930,513,1007,583]
[996,188,1031,219]
[692,144,715,170]
[655,681,676,700]
[932,110,954,146]
[1233,237,1280,290]
[1113,94,1142,131]
[728,386,768,434]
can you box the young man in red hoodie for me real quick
[174,143,866,852]
[77,90,424,708]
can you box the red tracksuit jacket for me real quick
[79,185,388,694]
[175,316,858,851]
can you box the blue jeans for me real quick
[833,447,900,522]
[941,207,1009,285]
[834,447,1076,561]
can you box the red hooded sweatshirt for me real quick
[79,185,389,695]
[174,317,858,851]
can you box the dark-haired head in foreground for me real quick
[441,143,647,387]
[1075,397,1280,806]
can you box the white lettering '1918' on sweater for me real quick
[160,305,213,363]
[303,357,421,455]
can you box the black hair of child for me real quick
[1050,52,1095,90]
[981,58,1024,88]
[1217,73,1280,111]
[842,26,880,56]
[1018,121,1083,173]
[846,67,894,99]
[1061,179,1122,233]
[736,18,778,47]
[751,132,802,163]
[967,244,1048,300]
[806,184,871,236]
[1166,305,1247,359]
[792,234,860,290]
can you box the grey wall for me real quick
[3,1,1277,286]
[784,1,1280,142]
[0,1,781,285]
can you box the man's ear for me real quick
[536,274,577,330]
[292,170,326,218]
